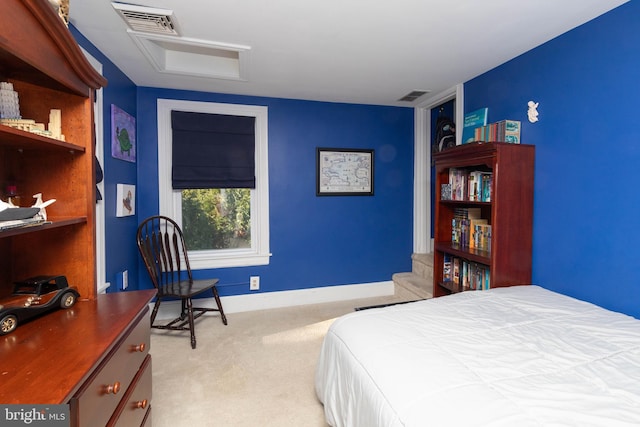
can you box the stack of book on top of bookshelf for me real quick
[474,120,521,144]
[462,108,488,144]
[443,253,490,292]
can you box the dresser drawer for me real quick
[142,406,152,427]
[70,309,150,427]
[109,354,152,427]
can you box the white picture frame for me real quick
[116,184,135,217]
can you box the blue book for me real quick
[462,108,488,144]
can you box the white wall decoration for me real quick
[527,101,539,123]
[116,184,135,217]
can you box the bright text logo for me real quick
[0,405,69,426]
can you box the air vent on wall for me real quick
[398,90,430,102]
[112,2,180,36]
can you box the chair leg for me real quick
[180,298,188,321]
[212,286,228,325]
[150,298,161,326]
[185,297,197,349]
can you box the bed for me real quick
[315,285,640,426]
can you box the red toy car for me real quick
[0,275,80,335]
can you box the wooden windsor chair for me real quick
[136,215,227,349]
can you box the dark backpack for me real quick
[433,116,456,154]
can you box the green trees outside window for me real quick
[182,188,251,250]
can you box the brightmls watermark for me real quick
[0,405,69,426]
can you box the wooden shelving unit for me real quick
[0,0,107,300]
[0,6,155,425]
[432,142,535,297]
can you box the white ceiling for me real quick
[70,0,628,107]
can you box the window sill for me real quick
[189,251,271,269]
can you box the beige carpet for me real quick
[150,285,421,427]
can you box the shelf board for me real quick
[439,199,492,206]
[435,242,491,265]
[438,281,461,294]
[0,216,87,238]
[0,124,85,153]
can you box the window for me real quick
[181,188,251,250]
[157,99,270,269]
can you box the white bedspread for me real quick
[315,286,640,426]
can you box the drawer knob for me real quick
[135,399,148,409]
[105,381,121,395]
[133,343,146,352]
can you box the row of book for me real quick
[442,168,492,202]
[452,207,491,252]
[443,254,491,291]
[473,120,521,144]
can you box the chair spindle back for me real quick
[137,216,194,290]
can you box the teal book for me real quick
[462,108,488,144]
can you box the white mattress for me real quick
[315,286,640,426]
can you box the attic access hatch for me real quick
[111,2,250,81]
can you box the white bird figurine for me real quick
[31,193,56,221]
[0,198,14,212]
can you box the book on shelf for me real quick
[470,262,490,290]
[469,218,488,249]
[481,173,492,202]
[462,108,488,144]
[443,253,452,282]
[453,258,460,286]
[448,168,466,200]
[468,171,488,201]
[484,224,492,252]
[503,119,521,143]
[442,255,490,292]
[441,183,452,201]
[447,168,492,202]
[451,207,491,253]
[462,260,470,291]
[474,119,521,144]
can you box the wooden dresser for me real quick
[0,290,155,427]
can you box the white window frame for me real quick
[157,99,270,268]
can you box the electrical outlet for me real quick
[250,276,260,291]
[122,270,128,290]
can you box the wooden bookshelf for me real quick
[432,142,534,297]
[0,0,107,300]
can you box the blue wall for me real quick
[71,27,139,293]
[464,1,640,317]
[136,89,414,295]
[74,25,413,298]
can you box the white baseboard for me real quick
[152,280,394,320]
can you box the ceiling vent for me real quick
[398,90,430,102]
[112,2,180,36]
[111,2,250,81]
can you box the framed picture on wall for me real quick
[111,104,136,163]
[316,148,374,196]
[116,183,135,217]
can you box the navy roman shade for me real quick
[171,111,256,189]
